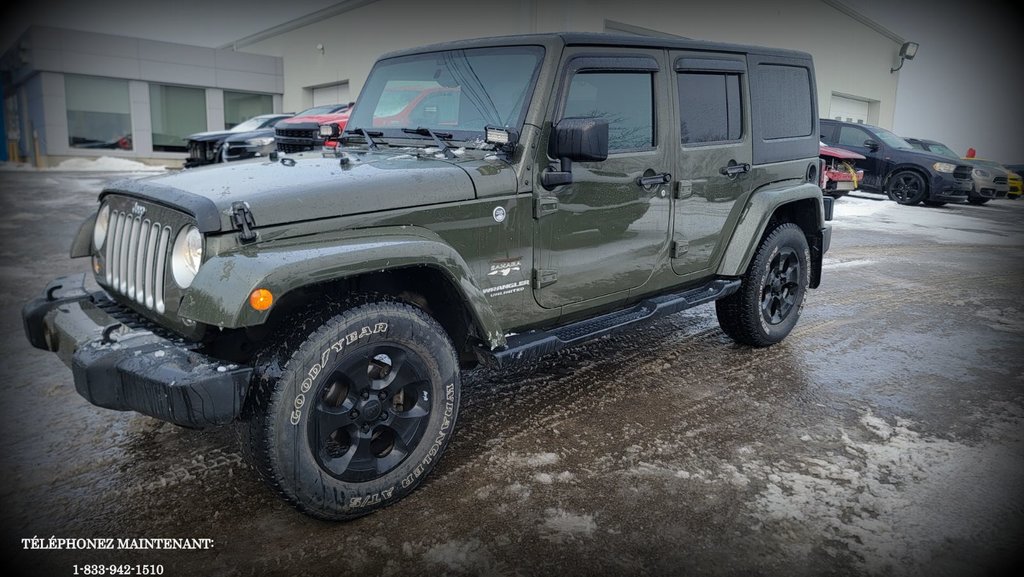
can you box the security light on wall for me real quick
[890,41,919,73]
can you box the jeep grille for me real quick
[104,208,172,313]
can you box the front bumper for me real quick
[929,173,972,203]
[23,275,252,428]
[222,142,274,162]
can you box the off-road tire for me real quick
[716,223,809,347]
[887,170,928,205]
[239,298,460,520]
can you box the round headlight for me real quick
[94,204,111,250]
[171,225,203,288]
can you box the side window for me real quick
[837,126,870,148]
[678,72,742,144]
[563,72,654,152]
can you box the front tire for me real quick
[887,170,927,205]
[241,300,460,520]
[716,223,810,347]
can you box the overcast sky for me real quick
[1,0,342,52]
[3,0,1021,160]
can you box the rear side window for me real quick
[837,126,871,148]
[563,72,654,152]
[756,64,812,139]
[678,73,742,144]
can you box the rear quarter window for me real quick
[749,55,818,165]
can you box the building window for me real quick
[150,84,206,153]
[678,73,742,144]
[563,72,654,152]
[223,91,272,129]
[65,75,132,150]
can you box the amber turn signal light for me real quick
[249,288,274,311]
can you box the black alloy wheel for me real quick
[311,345,432,482]
[760,247,801,326]
[887,171,927,205]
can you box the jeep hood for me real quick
[102,152,477,231]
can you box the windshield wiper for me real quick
[344,127,384,150]
[402,127,456,159]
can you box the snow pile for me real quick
[832,194,1023,246]
[53,156,166,172]
[0,157,166,172]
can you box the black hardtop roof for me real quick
[379,32,811,61]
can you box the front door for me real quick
[533,49,672,309]
[831,123,886,189]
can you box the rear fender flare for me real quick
[717,181,825,278]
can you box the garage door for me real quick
[829,95,869,124]
[312,83,351,107]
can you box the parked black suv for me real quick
[820,119,972,205]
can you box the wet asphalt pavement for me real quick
[0,170,1021,577]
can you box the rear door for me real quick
[669,52,751,278]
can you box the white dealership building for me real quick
[2,0,1013,166]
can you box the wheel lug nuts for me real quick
[350,410,359,419]
[361,425,370,433]
[380,411,388,420]
[378,391,387,400]
[361,391,369,400]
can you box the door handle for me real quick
[719,162,750,177]
[636,172,671,188]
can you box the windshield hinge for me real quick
[230,201,258,243]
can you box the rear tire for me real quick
[887,170,927,205]
[716,223,810,347]
[240,299,460,520]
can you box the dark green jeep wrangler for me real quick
[24,33,831,520]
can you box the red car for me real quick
[274,103,353,153]
[820,143,866,198]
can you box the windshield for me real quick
[296,104,347,117]
[924,142,959,159]
[348,46,545,142]
[230,116,273,132]
[970,159,1004,169]
[872,126,913,150]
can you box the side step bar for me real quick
[478,278,741,368]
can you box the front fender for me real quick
[717,181,825,277]
[178,226,505,348]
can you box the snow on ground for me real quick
[0,157,166,172]
[540,508,598,543]
[739,409,1024,573]
[832,193,1023,246]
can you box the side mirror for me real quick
[863,139,880,152]
[542,118,609,189]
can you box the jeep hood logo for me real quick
[131,202,146,217]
